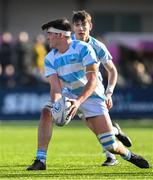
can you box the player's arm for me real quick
[69,63,98,117]
[103,60,118,109]
[77,63,98,103]
[47,74,62,102]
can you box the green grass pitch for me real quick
[0,120,153,179]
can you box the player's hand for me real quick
[68,99,81,118]
[105,93,113,109]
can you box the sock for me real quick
[113,126,119,135]
[105,151,116,159]
[36,149,47,163]
[121,149,132,160]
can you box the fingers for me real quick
[67,98,81,118]
[106,99,113,109]
[69,104,78,118]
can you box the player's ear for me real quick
[89,22,93,31]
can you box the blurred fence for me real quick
[0,86,153,120]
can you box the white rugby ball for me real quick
[51,96,72,126]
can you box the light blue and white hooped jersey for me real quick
[71,34,112,64]
[44,40,106,100]
[71,34,112,97]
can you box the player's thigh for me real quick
[80,98,113,135]
[86,113,113,135]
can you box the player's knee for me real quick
[97,132,118,153]
[41,108,52,122]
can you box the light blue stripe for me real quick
[71,87,83,95]
[99,134,114,140]
[89,36,112,60]
[60,70,84,83]
[36,149,47,160]
[98,49,105,58]
[71,34,75,40]
[121,150,132,160]
[71,87,105,99]
[71,39,79,48]
[80,46,88,59]
[44,58,55,69]
[103,140,115,147]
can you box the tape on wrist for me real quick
[106,85,114,94]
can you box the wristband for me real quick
[106,85,114,94]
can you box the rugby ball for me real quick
[51,96,72,126]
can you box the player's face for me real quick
[47,32,59,48]
[73,20,92,42]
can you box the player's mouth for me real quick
[78,32,85,37]
[78,32,84,35]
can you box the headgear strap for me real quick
[47,27,71,36]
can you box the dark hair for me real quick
[72,10,92,24]
[42,18,71,31]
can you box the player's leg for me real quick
[81,98,149,168]
[100,121,132,166]
[27,105,53,170]
[101,121,132,165]
[88,114,149,168]
[86,119,118,166]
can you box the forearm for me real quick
[104,61,118,95]
[77,74,97,104]
[48,75,62,102]
[106,68,118,94]
[50,87,62,102]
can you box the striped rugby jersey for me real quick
[44,40,106,100]
[71,34,112,64]
[71,34,113,98]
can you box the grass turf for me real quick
[0,120,153,179]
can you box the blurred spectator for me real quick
[13,31,39,87]
[0,32,14,75]
[117,45,153,88]
[14,31,33,75]
[1,32,153,89]
[141,51,153,80]
[1,64,17,88]
[32,34,48,83]
[131,60,152,87]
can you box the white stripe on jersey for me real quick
[57,63,84,77]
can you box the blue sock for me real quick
[121,150,131,160]
[36,149,46,163]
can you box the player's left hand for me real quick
[105,94,113,109]
[68,99,81,118]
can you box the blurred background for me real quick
[0,0,153,120]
